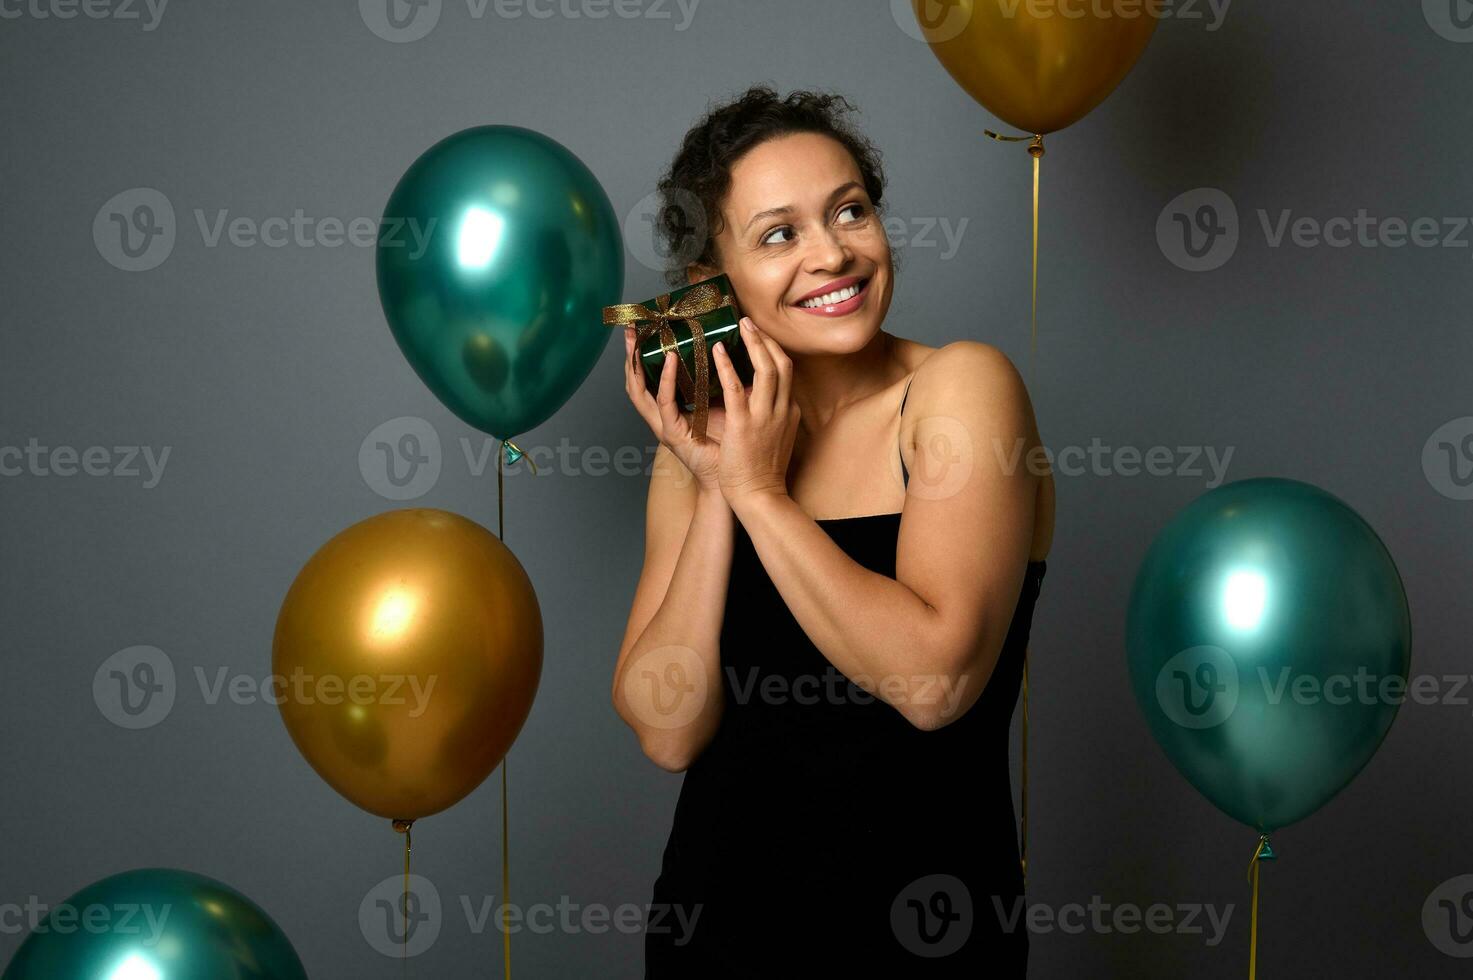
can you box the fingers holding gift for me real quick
[655,350,690,439]
[711,333,800,505]
[711,339,748,418]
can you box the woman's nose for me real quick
[805,230,852,270]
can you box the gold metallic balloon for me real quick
[912,0,1157,135]
[273,508,542,821]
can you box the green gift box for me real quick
[602,273,756,440]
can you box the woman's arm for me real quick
[611,444,735,771]
[726,341,1041,730]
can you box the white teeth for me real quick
[798,282,862,308]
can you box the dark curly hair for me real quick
[655,85,891,288]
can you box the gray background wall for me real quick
[2,0,1469,976]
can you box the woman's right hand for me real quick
[624,326,726,493]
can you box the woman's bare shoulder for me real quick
[906,339,1028,407]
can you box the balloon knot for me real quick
[1028,135,1045,159]
[392,819,414,834]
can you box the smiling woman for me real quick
[610,85,1054,977]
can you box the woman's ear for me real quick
[686,263,717,285]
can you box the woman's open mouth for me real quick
[792,277,870,317]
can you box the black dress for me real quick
[645,378,1046,977]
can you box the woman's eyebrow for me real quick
[741,181,864,234]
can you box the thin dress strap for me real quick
[898,375,914,489]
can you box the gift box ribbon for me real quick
[602,280,735,441]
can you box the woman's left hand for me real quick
[712,316,800,509]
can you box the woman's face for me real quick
[696,131,894,357]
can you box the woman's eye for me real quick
[760,205,866,246]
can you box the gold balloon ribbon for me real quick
[986,130,1045,886]
[392,819,413,974]
[492,440,536,979]
[1246,834,1275,979]
[497,439,538,543]
[602,282,735,441]
[501,762,511,979]
[984,130,1045,379]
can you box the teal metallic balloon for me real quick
[2,868,306,980]
[376,125,623,440]
[1126,478,1411,833]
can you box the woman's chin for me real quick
[779,312,883,353]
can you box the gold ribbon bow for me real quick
[603,281,734,441]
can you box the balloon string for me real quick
[502,761,512,980]
[497,439,538,540]
[1246,834,1273,979]
[983,130,1044,379]
[1029,140,1041,377]
[495,439,534,980]
[985,128,1044,886]
[403,824,410,977]
[392,819,414,978]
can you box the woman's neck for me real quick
[789,331,905,433]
